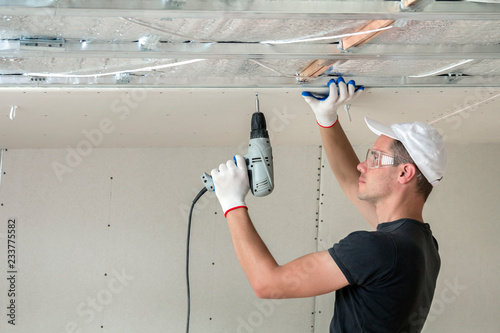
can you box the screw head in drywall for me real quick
[9,106,17,120]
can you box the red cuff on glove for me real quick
[317,115,339,129]
[224,206,248,218]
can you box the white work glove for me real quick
[211,155,250,217]
[302,77,364,128]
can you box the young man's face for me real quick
[357,135,398,205]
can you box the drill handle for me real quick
[200,157,249,193]
[201,172,215,192]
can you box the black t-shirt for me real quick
[328,219,440,333]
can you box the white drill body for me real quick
[245,137,274,197]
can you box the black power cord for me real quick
[186,187,208,333]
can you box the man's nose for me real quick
[357,160,367,173]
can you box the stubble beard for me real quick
[357,185,379,206]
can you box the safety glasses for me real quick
[365,149,395,169]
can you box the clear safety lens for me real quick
[365,149,395,169]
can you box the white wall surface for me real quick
[0,142,499,333]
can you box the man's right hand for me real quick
[302,77,364,128]
[211,155,250,217]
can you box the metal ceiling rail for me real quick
[0,0,499,20]
[1,75,499,88]
[2,40,500,60]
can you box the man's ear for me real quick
[398,163,418,185]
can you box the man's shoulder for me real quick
[344,229,395,246]
[333,230,396,261]
[330,230,397,285]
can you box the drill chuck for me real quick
[250,112,269,139]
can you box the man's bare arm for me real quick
[320,123,378,229]
[226,208,349,299]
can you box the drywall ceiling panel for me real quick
[0,86,499,150]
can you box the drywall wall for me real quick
[0,146,321,332]
[0,142,499,332]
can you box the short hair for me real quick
[390,140,433,201]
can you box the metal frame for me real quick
[2,40,500,60]
[0,0,500,20]
[1,0,499,88]
[1,74,499,88]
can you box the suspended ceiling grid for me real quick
[1,0,500,87]
[0,0,500,148]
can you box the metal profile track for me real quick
[0,0,499,20]
[1,74,499,88]
[2,40,500,60]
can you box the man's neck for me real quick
[375,194,425,225]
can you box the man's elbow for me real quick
[251,281,270,299]
[254,288,270,299]
[252,282,286,299]
[248,267,289,299]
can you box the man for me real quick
[211,78,447,332]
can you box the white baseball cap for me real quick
[364,117,447,186]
